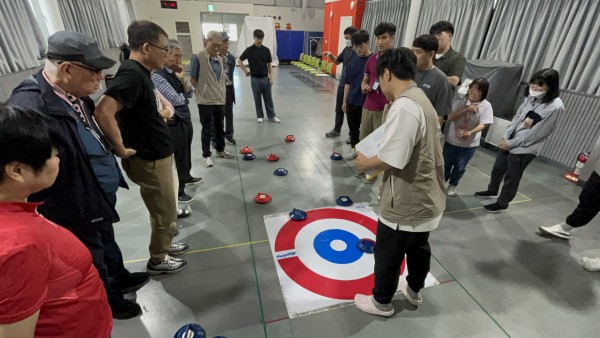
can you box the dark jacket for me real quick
[6,70,121,230]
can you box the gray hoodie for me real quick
[504,95,563,155]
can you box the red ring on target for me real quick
[274,208,378,299]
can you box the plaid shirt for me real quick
[151,67,194,107]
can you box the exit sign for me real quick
[208,4,214,12]
[160,1,177,9]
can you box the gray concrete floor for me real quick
[112,66,600,338]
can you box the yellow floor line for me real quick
[124,239,270,264]
[466,164,532,201]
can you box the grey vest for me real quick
[379,84,446,224]
[194,50,226,105]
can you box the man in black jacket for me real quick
[6,31,148,320]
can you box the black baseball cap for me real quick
[46,31,116,70]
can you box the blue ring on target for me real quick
[313,229,363,264]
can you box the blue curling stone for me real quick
[336,195,353,206]
[330,152,343,161]
[243,153,256,161]
[357,238,376,254]
[174,323,206,338]
[289,208,307,220]
[274,168,288,176]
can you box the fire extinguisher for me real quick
[574,152,590,176]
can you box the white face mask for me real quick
[345,40,352,48]
[529,89,547,98]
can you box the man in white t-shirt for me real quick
[353,48,445,317]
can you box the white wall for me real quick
[131,0,323,53]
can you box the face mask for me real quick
[345,40,352,48]
[529,89,547,98]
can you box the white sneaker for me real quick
[353,294,394,317]
[146,255,187,275]
[539,222,573,239]
[203,157,214,167]
[447,185,457,197]
[168,242,189,256]
[345,150,358,160]
[216,150,234,159]
[257,118,264,123]
[583,257,600,272]
[402,283,423,306]
[269,117,281,123]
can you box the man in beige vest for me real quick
[353,48,446,317]
[190,30,234,168]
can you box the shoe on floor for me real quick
[583,257,600,272]
[539,222,573,239]
[147,255,187,275]
[353,294,394,317]
[257,118,264,123]
[345,149,358,161]
[345,138,351,145]
[110,299,142,320]
[402,283,423,306]
[269,117,281,123]
[355,172,366,178]
[216,150,234,159]
[363,175,377,184]
[326,129,341,137]
[184,177,204,186]
[226,137,237,145]
[177,208,191,218]
[447,185,457,197]
[203,157,214,167]
[178,193,194,204]
[169,242,189,256]
[113,272,150,294]
[474,190,499,199]
[483,202,507,213]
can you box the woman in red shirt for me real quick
[0,104,112,338]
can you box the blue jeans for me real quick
[443,142,477,186]
[250,76,276,119]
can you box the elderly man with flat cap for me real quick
[7,31,148,320]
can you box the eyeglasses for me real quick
[149,43,169,54]
[58,61,103,75]
[530,80,547,87]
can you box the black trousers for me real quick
[333,85,345,132]
[169,116,193,195]
[373,220,431,305]
[70,223,130,306]
[346,103,363,148]
[211,86,235,140]
[198,104,225,158]
[487,150,536,208]
[567,171,600,227]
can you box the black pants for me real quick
[567,171,600,227]
[211,85,235,141]
[70,223,130,306]
[487,150,536,208]
[373,220,431,305]
[333,85,345,132]
[169,116,193,195]
[347,103,362,148]
[198,104,225,158]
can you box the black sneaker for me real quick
[110,299,142,320]
[345,138,351,145]
[326,129,340,137]
[226,137,237,145]
[483,202,507,213]
[474,190,499,199]
[113,272,150,294]
[184,177,204,186]
[178,193,194,203]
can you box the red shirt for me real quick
[363,52,389,111]
[0,202,112,338]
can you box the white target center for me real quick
[330,240,347,251]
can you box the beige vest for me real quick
[194,50,226,105]
[379,84,446,223]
